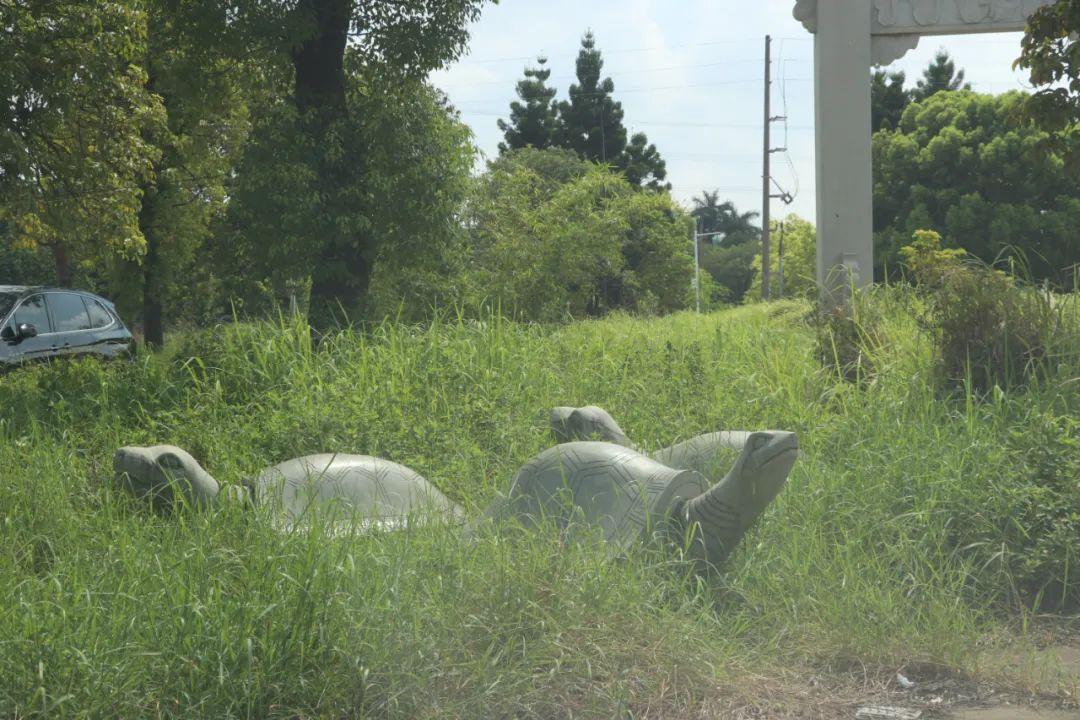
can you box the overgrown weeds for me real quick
[1,302,1077,717]
[900,230,1078,393]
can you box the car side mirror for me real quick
[16,323,38,339]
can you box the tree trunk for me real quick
[51,243,72,286]
[308,237,372,329]
[291,0,360,331]
[291,0,350,118]
[138,181,165,347]
[141,235,164,347]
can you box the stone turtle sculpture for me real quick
[113,446,460,528]
[550,406,634,448]
[490,431,797,564]
[113,407,798,565]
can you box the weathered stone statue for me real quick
[550,406,634,448]
[113,446,460,527]
[114,406,797,566]
[542,406,799,563]
[488,431,797,565]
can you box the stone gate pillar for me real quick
[810,0,875,305]
[793,0,1053,307]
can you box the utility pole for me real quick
[762,34,772,301]
[777,220,786,300]
[692,219,701,313]
[762,34,790,303]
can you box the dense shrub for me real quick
[901,229,1076,392]
[462,148,694,321]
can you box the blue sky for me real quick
[430,0,1038,223]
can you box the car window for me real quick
[85,298,114,328]
[48,292,91,332]
[12,294,52,333]
[0,292,16,322]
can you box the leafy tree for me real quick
[873,90,1079,286]
[464,148,691,320]
[1015,0,1079,172]
[202,0,492,327]
[0,0,164,286]
[484,146,591,191]
[111,4,256,346]
[871,70,910,132]
[227,63,475,323]
[498,57,558,152]
[617,132,670,191]
[690,192,760,303]
[557,32,628,164]
[749,214,816,300]
[911,50,971,102]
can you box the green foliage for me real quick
[556,31,627,164]
[1015,0,1079,172]
[946,406,1080,612]
[911,50,971,102]
[616,131,670,191]
[463,148,691,321]
[498,56,559,152]
[871,69,909,132]
[900,229,1078,392]
[690,191,760,246]
[814,286,888,384]
[871,52,970,134]
[226,67,475,324]
[511,31,670,190]
[2,301,1079,715]
[873,90,1079,287]
[691,192,761,304]
[750,214,817,301]
[698,242,757,304]
[0,0,165,284]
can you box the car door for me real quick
[1,294,57,363]
[80,295,130,358]
[45,291,94,358]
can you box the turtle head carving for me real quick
[680,430,798,567]
[549,405,634,448]
[113,445,221,509]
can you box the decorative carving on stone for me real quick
[793,0,817,33]
[913,0,944,24]
[876,0,901,26]
[991,0,1023,20]
[957,0,991,23]
[798,0,1053,39]
[873,35,921,65]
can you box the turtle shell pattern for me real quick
[499,441,708,553]
[249,454,461,526]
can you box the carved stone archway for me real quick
[792,0,1051,305]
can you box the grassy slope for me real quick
[0,299,1076,718]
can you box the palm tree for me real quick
[690,191,760,246]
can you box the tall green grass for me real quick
[1,296,1076,718]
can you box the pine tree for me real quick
[618,132,670,190]
[912,50,971,102]
[498,57,558,152]
[871,70,910,132]
[556,31,627,163]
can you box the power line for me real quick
[436,58,775,88]
[445,77,813,102]
[448,37,813,66]
[454,109,815,130]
